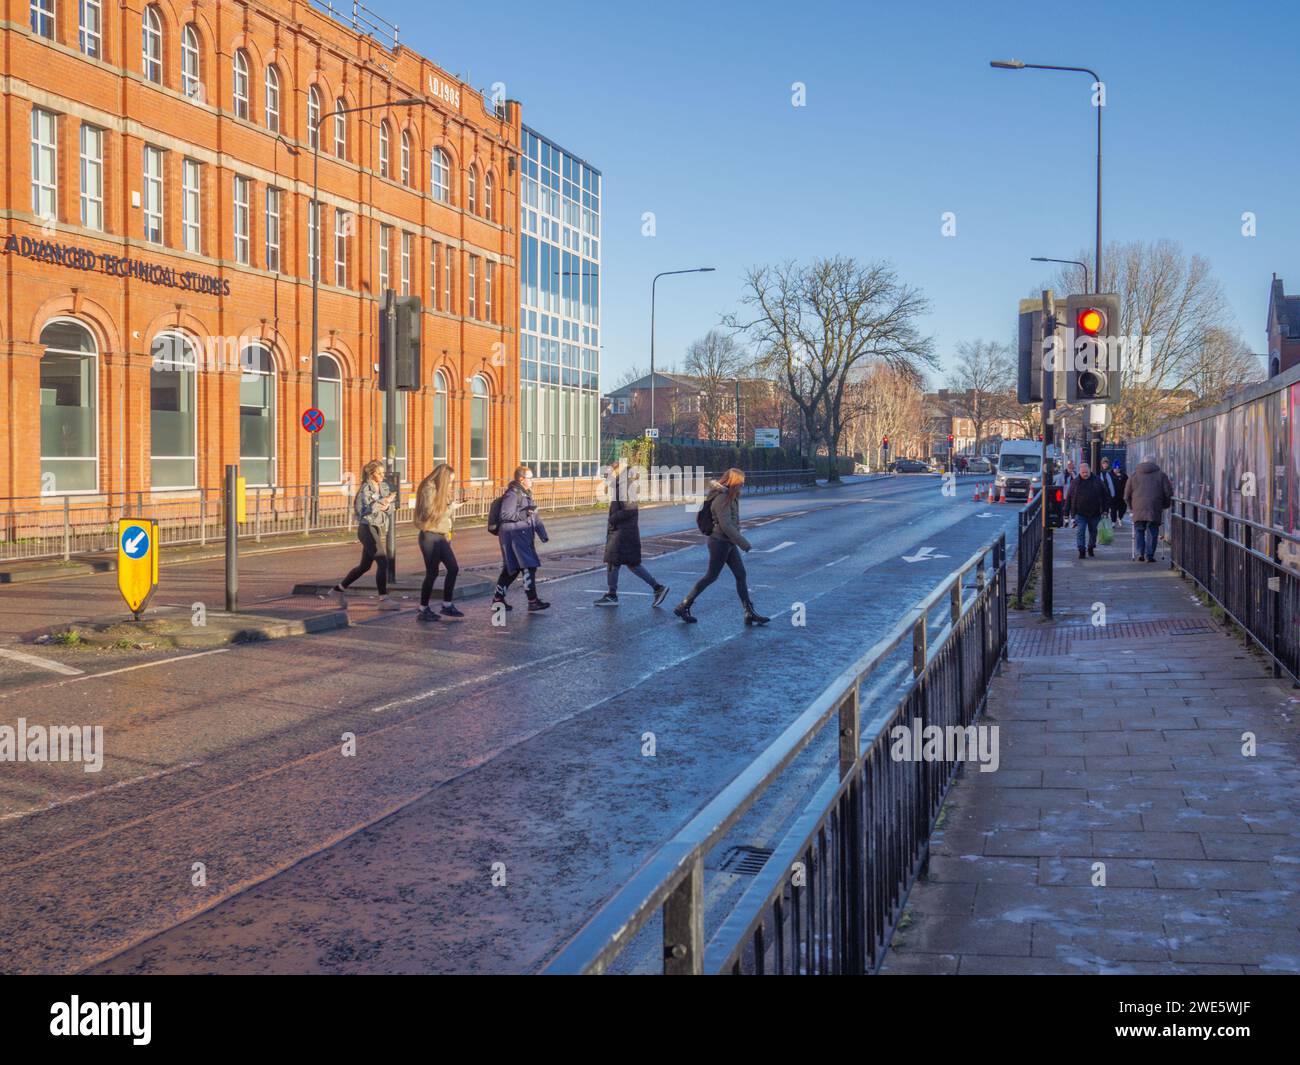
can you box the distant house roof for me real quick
[604,372,702,399]
[1269,277,1300,340]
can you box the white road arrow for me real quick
[761,541,796,553]
[902,546,950,563]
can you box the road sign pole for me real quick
[1040,290,1055,620]
[225,464,238,613]
[383,289,398,583]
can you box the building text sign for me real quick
[3,234,231,296]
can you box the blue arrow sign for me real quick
[120,524,150,559]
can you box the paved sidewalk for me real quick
[882,522,1300,975]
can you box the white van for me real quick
[995,440,1057,501]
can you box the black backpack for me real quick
[696,491,717,536]
[486,494,505,536]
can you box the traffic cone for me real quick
[998,487,1007,504]
[972,487,982,501]
[1027,486,1036,503]
[986,482,995,504]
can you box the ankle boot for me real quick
[743,600,771,626]
[674,601,697,624]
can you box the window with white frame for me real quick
[264,65,280,132]
[317,355,343,484]
[483,171,494,220]
[30,108,57,223]
[467,165,478,214]
[264,186,281,272]
[150,332,198,489]
[468,255,478,318]
[232,50,250,119]
[378,223,391,291]
[443,245,453,311]
[334,210,349,287]
[40,319,99,493]
[239,344,275,486]
[30,0,54,39]
[181,25,201,100]
[307,87,321,151]
[143,145,163,243]
[431,147,450,203]
[429,243,439,310]
[142,6,162,84]
[469,376,489,479]
[232,175,250,264]
[79,0,102,59]
[79,125,104,231]
[400,232,412,296]
[400,130,411,186]
[181,159,201,252]
[484,260,493,323]
[432,370,448,464]
[333,99,346,158]
[379,121,390,179]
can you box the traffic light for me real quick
[380,293,422,391]
[1064,293,1122,404]
[947,433,954,449]
[1017,300,1045,404]
[882,435,889,450]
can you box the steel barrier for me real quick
[545,531,1009,974]
[1016,491,1044,600]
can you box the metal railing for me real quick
[545,532,1009,974]
[1016,491,1044,600]
[1170,498,1300,685]
[0,469,820,565]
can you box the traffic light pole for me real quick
[383,289,398,583]
[1040,290,1055,619]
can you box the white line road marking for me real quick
[762,541,796,553]
[370,646,595,714]
[0,761,204,823]
[0,648,84,676]
[0,647,229,699]
[902,546,951,563]
[826,555,850,567]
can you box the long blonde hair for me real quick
[719,467,746,500]
[415,464,455,528]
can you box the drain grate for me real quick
[1009,618,1216,658]
[719,845,774,877]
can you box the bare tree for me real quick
[727,257,936,482]
[841,362,926,468]
[613,363,648,389]
[947,340,1015,454]
[684,328,748,441]
[1184,326,1265,410]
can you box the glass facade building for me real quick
[518,127,600,478]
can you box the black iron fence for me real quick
[545,532,1009,974]
[1016,491,1044,600]
[1170,498,1300,684]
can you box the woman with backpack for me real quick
[594,458,669,608]
[674,467,770,626]
[332,460,400,609]
[491,466,550,612]
[413,464,464,622]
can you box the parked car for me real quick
[889,458,930,474]
[967,456,992,474]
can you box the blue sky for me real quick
[393,0,1298,386]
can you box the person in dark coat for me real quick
[492,466,550,612]
[674,468,770,626]
[1064,462,1110,559]
[1109,462,1129,525]
[1124,458,1173,563]
[594,459,668,607]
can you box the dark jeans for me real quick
[1134,520,1159,560]
[1075,513,1101,552]
[341,524,388,595]
[607,563,657,595]
[685,538,749,605]
[495,567,538,600]
[418,531,459,606]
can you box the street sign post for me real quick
[644,427,659,439]
[117,518,158,620]
[754,428,780,448]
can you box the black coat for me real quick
[1066,473,1111,519]
[603,481,642,566]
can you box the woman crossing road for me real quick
[594,458,669,608]
[492,466,551,612]
[332,460,400,608]
[413,464,464,622]
[674,468,770,626]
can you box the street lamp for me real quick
[1030,256,1089,295]
[990,59,1103,295]
[309,96,420,516]
[649,268,715,435]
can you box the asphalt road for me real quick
[0,474,1017,974]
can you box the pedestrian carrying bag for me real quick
[696,492,717,536]
[1097,516,1114,545]
[486,494,505,536]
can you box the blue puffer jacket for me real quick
[498,482,549,573]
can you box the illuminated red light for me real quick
[1076,307,1105,335]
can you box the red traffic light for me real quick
[882,436,889,447]
[1076,307,1106,335]
[1053,488,1063,503]
[947,434,954,445]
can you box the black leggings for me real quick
[495,567,538,600]
[685,538,749,605]
[419,531,459,606]
[341,525,388,596]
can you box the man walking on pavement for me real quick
[1124,457,1174,563]
[1065,462,1110,559]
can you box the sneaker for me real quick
[490,595,514,612]
[527,599,551,612]
[377,595,401,611]
[417,606,440,622]
[440,603,465,619]
[594,593,619,607]
[652,584,670,608]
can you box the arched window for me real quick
[433,370,448,465]
[378,120,390,179]
[264,65,280,132]
[470,376,489,480]
[307,86,321,151]
[239,344,275,486]
[400,130,411,186]
[333,97,346,158]
[317,355,343,484]
[467,165,478,215]
[232,50,250,119]
[181,24,201,100]
[483,171,494,220]
[150,332,197,489]
[141,6,163,84]
[39,319,98,493]
[431,147,450,203]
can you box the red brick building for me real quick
[2,0,520,505]
[1267,275,1300,378]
